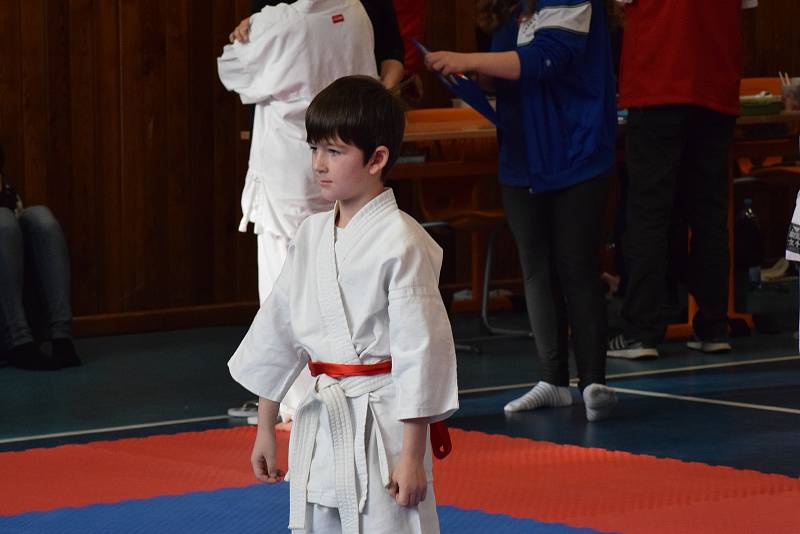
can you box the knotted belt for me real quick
[287,360,452,534]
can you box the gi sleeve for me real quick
[386,232,459,423]
[516,1,592,84]
[216,7,301,104]
[228,241,307,401]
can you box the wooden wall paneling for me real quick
[119,0,169,311]
[211,0,246,303]
[44,0,73,231]
[418,0,478,109]
[233,0,259,303]
[164,0,194,308]
[235,1,259,303]
[19,0,49,204]
[745,0,800,78]
[195,1,228,302]
[67,0,99,316]
[0,1,21,189]
[93,0,124,315]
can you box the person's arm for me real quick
[380,59,405,90]
[425,50,521,80]
[250,398,284,483]
[229,0,279,43]
[426,1,592,83]
[387,418,428,506]
[363,0,405,89]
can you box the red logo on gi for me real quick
[332,14,344,23]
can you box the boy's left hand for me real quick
[425,51,472,77]
[387,455,427,507]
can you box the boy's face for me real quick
[309,137,383,204]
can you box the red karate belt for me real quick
[307,360,453,459]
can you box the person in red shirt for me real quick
[607,0,758,359]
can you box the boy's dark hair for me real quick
[306,75,406,178]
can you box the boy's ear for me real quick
[368,146,390,176]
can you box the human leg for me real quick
[0,207,33,350]
[683,107,736,347]
[19,206,80,366]
[501,186,571,412]
[613,105,688,356]
[0,208,58,370]
[551,175,617,420]
[551,174,610,389]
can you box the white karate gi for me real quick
[217,0,377,297]
[218,0,377,420]
[229,189,459,534]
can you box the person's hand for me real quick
[250,427,284,483]
[229,16,251,43]
[386,454,427,507]
[424,51,473,77]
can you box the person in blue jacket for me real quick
[425,0,617,421]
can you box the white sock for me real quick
[504,381,573,412]
[583,383,617,422]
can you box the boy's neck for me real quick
[335,182,386,228]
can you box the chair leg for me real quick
[481,229,533,338]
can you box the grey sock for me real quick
[504,381,573,412]
[583,383,617,421]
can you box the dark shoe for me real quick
[607,333,659,359]
[52,338,82,367]
[686,336,731,354]
[7,342,61,371]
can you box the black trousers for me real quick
[502,175,609,390]
[622,105,735,344]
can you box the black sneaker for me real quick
[52,338,82,367]
[607,333,659,359]
[7,342,61,371]
[686,336,731,354]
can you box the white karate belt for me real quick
[287,373,393,533]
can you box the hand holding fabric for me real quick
[229,16,251,43]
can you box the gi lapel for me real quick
[316,208,359,363]
[333,188,397,270]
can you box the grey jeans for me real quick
[0,206,72,350]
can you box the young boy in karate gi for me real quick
[228,76,459,533]
[218,0,377,424]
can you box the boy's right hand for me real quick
[229,17,251,44]
[251,427,284,483]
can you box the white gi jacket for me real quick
[229,189,459,533]
[217,0,377,241]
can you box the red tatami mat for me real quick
[0,427,288,516]
[433,430,800,534]
[2,427,798,533]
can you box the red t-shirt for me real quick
[392,0,426,74]
[619,0,752,116]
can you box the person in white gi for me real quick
[218,0,377,423]
[229,76,459,533]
